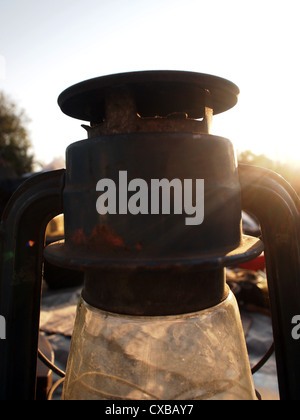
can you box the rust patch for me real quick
[70,225,143,254]
[136,241,143,251]
[90,225,125,248]
[71,229,86,244]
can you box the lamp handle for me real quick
[239,164,300,400]
[0,169,65,400]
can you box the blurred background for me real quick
[1,0,300,191]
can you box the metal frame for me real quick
[0,170,65,400]
[240,164,300,400]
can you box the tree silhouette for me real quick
[0,91,34,176]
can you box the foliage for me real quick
[0,92,34,176]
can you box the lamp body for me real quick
[62,291,256,400]
[46,72,261,401]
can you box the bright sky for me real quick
[1,0,300,166]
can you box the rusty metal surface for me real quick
[84,111,213,137]
[44,235,263,271]
[82,86,213,136]
[45,132,263,270]
[82,268,229,316]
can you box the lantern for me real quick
[1,71,300,400]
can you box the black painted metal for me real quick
[239,164,300,400]
[45,133,262,268]
[58,70,239,122]
[0,170,65,400]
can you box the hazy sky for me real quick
[1,0,300,166]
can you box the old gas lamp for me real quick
[1,71,300,400]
